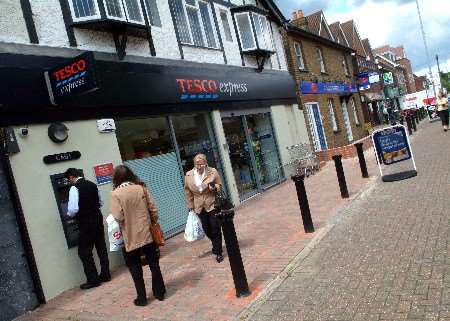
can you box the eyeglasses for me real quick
[195,163,207,167]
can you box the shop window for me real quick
[115,117,174,161]
[220,10,233,42]
[171,114,223,175]
[294,42,305,70]
[351,98,360,126]
[328,99,339,132]
[317,47,326,73]
[170,0,219,49]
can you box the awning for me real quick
[0,52,297,126]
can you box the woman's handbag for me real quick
[214,189,234,212]
[142,186,165,247]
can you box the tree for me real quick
[440,71,450,94]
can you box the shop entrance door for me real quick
[305,103,328,151]
[222,112,282,201]
[340,98,354,142]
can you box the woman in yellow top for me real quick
[436,92,449,132]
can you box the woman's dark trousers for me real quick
[123,242,166,300]
[199,209,222,255]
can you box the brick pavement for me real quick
[240,120,449,321]
[16,127,391,321]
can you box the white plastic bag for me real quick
[184,211,205,242]
[106,214,124,251]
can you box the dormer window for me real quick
[231,5,274,71]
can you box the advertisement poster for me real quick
[93,163,114,185]
[373,127,411,165]
[383,72,394,85]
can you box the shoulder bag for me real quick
[142,186,165,247]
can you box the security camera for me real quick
[19,127,29,136]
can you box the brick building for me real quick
[414,75,427,91]
[282,10,367,158]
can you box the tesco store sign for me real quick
[44,51,99,106]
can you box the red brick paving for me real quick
[16,142,380,321]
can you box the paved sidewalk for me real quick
[239,121,448,321]
[16,132,382,321]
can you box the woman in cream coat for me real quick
[184,154,224,263]
[110,165,166,306]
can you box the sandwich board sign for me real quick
[372,125,417,182]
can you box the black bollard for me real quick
[332,155,349,198]
[354,143,369,178]
[399,116,404,125]
[217,210,251,298]
[412,115,417,132]
[291,174,315,233]
[406,116,413,135]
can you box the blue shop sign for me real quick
[373,126,411,165]
[300,81,357,94]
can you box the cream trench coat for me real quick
[184,167,222,214]
[110,184,158,252]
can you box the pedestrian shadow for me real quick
[164,270,205,298]
[237,238,255,251]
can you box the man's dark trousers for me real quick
[75,178,110,284]
[78,213,109,284]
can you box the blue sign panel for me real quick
[357,72,370,90]
[373,126,411,165]
[300,81,357,94]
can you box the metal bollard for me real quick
[354,143,369,178]
[412,115,417,132]
[332,155,349,198]
[406,116,413,135]
[291,174,315,233]
[399,116,404,125]
[216,210,251,298]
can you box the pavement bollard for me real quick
[399,116,404,125]
[216,210,251,298]
[412,115,417,132]
[354,143,369,178]
[332,155,349,198]
[291,174,315,233]
[406,116,413,135]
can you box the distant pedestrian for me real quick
[184,154,224,263]
[65,168,111,290]
[110,165,166,306]
[436,91,449,131]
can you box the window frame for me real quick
[103,0,128,22]
[122,0,146,25]
[293,41,305,70]
[342,54,350,76]
[251,12,273,51]
[317,47,326,73]
[328,98,339,132]
[219,9,233,42]
[68,0,102,22]
[350,98,360,126]
[177,0,220,49]
[143,0,162,27]
[234,11,257,51]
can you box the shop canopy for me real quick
[0,52,297,126]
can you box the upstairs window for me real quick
[69,0,101,21]
[342,55,350,76]
[235,12,256,50]
[252,13,272,51]
[234,11,273,52]
[317,47,326,73]
[220,10,233,42]
[294,42,305,70]
[170,0,219,49]
[68,0,161,26]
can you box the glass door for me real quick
[222,116,259,200]
[246,113,282,189]
[306,103,328,151]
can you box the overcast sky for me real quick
[274,0,450,82]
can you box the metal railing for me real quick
[280,143,320,178]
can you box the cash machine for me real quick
[50,170,83,248]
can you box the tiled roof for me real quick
[362,38,374,61]
[329,22,348,46]
[305,10,333,41]
[341,20,366,56]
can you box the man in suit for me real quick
[65,168,111,289]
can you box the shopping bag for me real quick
[106,214,124,251]
[184,211,205,242]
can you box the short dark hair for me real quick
[64,168,80,179]
[112,165,144,189]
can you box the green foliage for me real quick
[440,72,450,93]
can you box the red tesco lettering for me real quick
[53,59,87,81]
